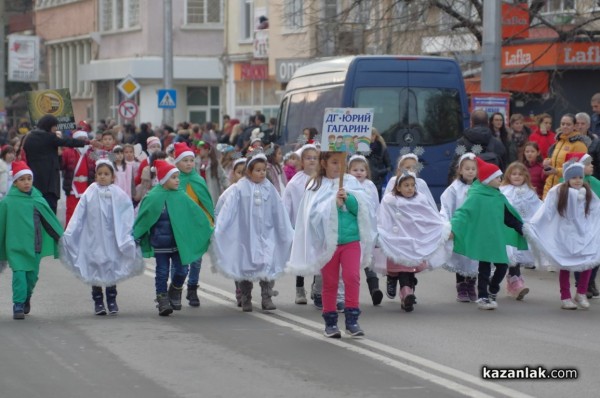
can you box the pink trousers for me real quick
[321,241,361,313]
[559,269,591,300]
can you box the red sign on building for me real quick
[240,63,268,81]
[502,2,529,40]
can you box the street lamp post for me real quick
[163,0,174,127]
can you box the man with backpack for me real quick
[448,109,506,184]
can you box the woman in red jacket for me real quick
[528,113,556,159]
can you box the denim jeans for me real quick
[170,258,202,286]
[155,252,188,294]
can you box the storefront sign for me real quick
[275,58,314,83]
[502,3,529,40]
[239,63,268,81]
[26,89,76,131]
[503,41,600,71]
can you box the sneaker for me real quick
[561,298,577,310]
[336,302,345,313]
[574,293,590,309]
[295,287,307,305]
[477,298,497,310]
[13,303,25,320]
[324,323,342,338]
[489,293,497,302]
[313,293,323,309]
[386,276,397,299]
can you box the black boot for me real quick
[186,284,200,307]
[92,286,106,315]
[239,281,253,312]
[155,293,173,316]
[322,311,341,338]
[106,286,119,315]
[24,296,31,315]
[168,284,183,310]
[366,273,383,306]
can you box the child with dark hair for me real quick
[211,153,293,312]
[0,161,63,319]
[60,159,144,315]
[0,145,16,200]
[266,144,287,195]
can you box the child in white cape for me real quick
[377,171,452,312]
[60,159,145,315]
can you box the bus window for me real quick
[354,87,462,146]
[284,86,343,148]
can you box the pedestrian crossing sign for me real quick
[158,89,177,109]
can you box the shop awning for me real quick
[464,71,549,94]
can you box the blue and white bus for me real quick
[274,55,469,200]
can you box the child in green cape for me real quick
[0,161,63,319]
[451,157,527,311]
[133,160,213,316]
[172,142,215,307]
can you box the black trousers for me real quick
[42,192,58,214]
[477,262,508,299]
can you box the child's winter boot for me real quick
[466,278,477,302]
[259,280,276,310]
[239,281,253,312]
[106,286,119,315]
[386,275,398,299]
[506,275,529,300]
[322,311,341,338]
[456,282,470,302]
[156,293,173,316]
[92,286,107,315]
[364,267,383,306]
[400,286,416,312]
[168,283,183,310]
[13,303,25,320]
[235,281,242,307]
[186,284,200,307]
[344,308,364,337]
[295,287,307,304]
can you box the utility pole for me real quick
[162,0,174,127]
[481,0,501,92]
[0,0,6,111]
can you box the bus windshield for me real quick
[284,86,344,147]
[354,87,463,146]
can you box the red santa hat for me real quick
[72,130,89,140]
[476,157,502,185]
[564,152,591,164]
[174,142,195,164]
[147,136,162,149]
[154,159,179,185]
[12,160,33,182]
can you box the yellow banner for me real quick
[27,88,76,130]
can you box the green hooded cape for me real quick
[451,180,527,264]
[133,185,213,264]
[0,186,63,271]
[179,169,215,225]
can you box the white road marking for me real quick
[143,268,535,398]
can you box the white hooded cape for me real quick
[439,179,478,276]
[385,176,437,210]
[375,191,452,273]
[282,171,311,227]
[501,184,542,266]
[286,174,376,276]
[524,184,600,271]
[60,183,145,286]
[210,177,294,281]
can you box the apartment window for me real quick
[187,86,220,125]
[437,0,478,32]
[284,0,303,29]
[394,0,427,30]
[36,0,80,8]
[187,0,223,24]
[101,0,140,32]
[540,0,576,13]
[48,40,92,99]
[241,0,253,40]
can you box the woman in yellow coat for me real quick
[542,113,589,198]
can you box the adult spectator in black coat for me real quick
[135,123,152,152]
[447,109,506,184]
[22,114,90,213]
[366,127,391,200]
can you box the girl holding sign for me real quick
[287,152,376,338]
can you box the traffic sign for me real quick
[118,100,138,120]
[117,75,141,98]
[158,89,177,109]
